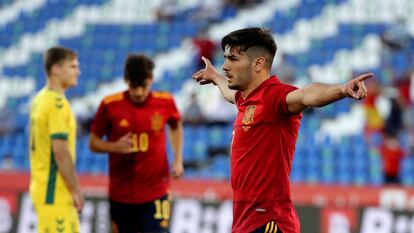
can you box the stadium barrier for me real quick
[1,172,414,233]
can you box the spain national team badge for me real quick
[242,105,256,131]
[242,105,256,124]
[151,112,163,133]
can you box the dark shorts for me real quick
[110,195,170,233]
[250,220,282,233]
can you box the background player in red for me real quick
[89,54,184,233]
[193,27,373,233]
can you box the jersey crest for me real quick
[242,105,256,125]
[242,105,256,132]
[151,112,163,133]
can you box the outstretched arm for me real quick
[286,73,374,114]
[192,57,236,104]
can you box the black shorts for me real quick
[110,195,170,233]
[250,220,282,233]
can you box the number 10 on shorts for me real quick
[153,199,170,220]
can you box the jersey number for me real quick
[131,133,149,152]
[153,199,170,220]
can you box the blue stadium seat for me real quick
[208,126,228,148]
[321,147,335,183]
[0,0,109,48]
[368,149,383,185]
[337,169,352,185]
[210,156,230,180]
[400,156,414,186]
[183,139,208,163]
[353,169,369,186]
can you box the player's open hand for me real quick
[171,159,184,179]
[341,73,373,100]
[112,132,133,154]
[192,57,221,85]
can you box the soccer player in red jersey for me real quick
[193,27,373,233]
[89,54,184,233]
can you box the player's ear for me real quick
[253,57,266,72]
[50,63,61,77]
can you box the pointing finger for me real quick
[355,73,374,82]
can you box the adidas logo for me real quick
[119,119,129,127]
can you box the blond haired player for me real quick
[29,47,83,232]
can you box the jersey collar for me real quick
[239,75,280,101]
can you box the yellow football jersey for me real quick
[29,88,76,205]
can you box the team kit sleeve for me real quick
[167,98,181,125]
[48,100,70,140]
[271,84,298,116]
[90,101,110,137]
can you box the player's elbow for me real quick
[51,140,71,162]
[88,142,95,152]
[302,97,317,108]
[88,138,99,152]
[88,134,103,153]
[301,89,324,108]
[52,146,70,165]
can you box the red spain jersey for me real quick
[231,76,302,233]
[91,91,180,204]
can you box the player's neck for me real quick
[240,72,269,99]
[46,78,66,94]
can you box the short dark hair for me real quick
[44,46,77,76]
[221,27,277,69]
[124,54,155,87]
